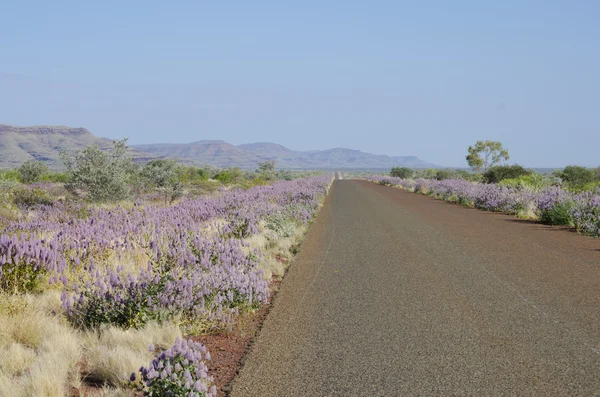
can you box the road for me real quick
[230,180,600,396]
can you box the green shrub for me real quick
[39,171,70,183]
[454,169,482,182]
[555,166,595,191]
[265,213,296,238]
[499,173,553,191]
[483,165,531,184]
[18,160,49,184]
[141,159,183,204]
[214,168,243,184]
[62,139,135,202]
[539,200,574,225]
[435,169,454,180]
[390,167,413,179]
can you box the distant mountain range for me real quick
[0,125,155,169]
[133,141,436,169]
[0,124,437,169]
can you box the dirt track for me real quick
[230,180,600,396]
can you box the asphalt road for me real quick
[230,180,600,396]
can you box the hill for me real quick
[0,125,154,169]
[0,124,437,169]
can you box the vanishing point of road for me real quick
[231,180,600,396]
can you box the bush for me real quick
[435,169,454,180]
[214,168,243,184]
[539,200,574,225]
[11,187,54,208]
[499,173,553,191]
[390,167,413,179]
[138,338,216,397]
[62,139,135,202]
[18,160,49,184]
[141,159,184,204]
[555,166,596,191]
[265,213,296,238]
[39,171,70,183]
[483,165,531,184]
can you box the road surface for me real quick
[230,180,600,396]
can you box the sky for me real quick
[1,1,599,167]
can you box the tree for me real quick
[390,167,413,179]
[466,140,509,171]
[61,139,134,202]
[482,164,531,184]
[141,159,183,204]
[257,161,276,181]
[18,160,48,184]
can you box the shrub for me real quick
[569,191,600,236]
[499,173,553,192]
[18,160,49,184]
[141,159,183,204]
[39,171,70,183]
[390,167,413,179]
[265,213,296,238]
[214,168,243,184]
[138,338,216,397]
[555,166,596,191]
[11,187,54,208]
[62,139,135,202]
[257,161,276,181]
[435,169,454,180]
[483,165,531,184]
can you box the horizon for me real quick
[1,2,599,168]
[0,122,582,170]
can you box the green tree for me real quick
[466,140,510,171]
[18,160,49,184]
[390,167,413,179]
[61,139,134,202]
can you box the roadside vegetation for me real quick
[0,141,331,396]
[368,140,600,237]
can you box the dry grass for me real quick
[244,224,307,280]
[0,292,81,397]
[82,322,181,386]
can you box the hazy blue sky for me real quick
[1,1,598,167]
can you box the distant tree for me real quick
[466,140,509,171]
[257,161,276,181]
[390,167,413,179]
[61,139,134,202]
[554,165,595,189]
[141,159,183,204]
[483,164,531,184]
[18,160,48,184]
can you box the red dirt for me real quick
[192,278,282,396]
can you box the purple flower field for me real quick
[366,175,600,237]
[1,176,330,330]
